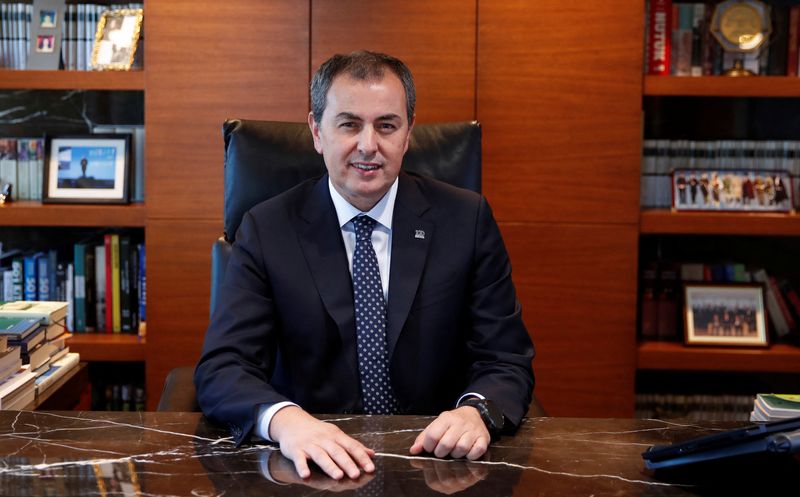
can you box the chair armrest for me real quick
[156,366,199,412]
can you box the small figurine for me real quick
[0,183,12,204]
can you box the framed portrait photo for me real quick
[672,169,794,212]
[43,135,130,204]
[684,284,768,347]
[91,9,143,71]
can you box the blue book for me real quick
[23,253,43,301]
[0,317,40,341]
[73,243,86,333]
[37,255,50,301]
[138,244,145,323]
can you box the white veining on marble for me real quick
[376,452,691,487]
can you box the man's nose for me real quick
[357,126,378,155]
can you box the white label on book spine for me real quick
[74,276,85,299]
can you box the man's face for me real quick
[309,73,414,212]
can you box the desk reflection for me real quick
[0,411,797,496]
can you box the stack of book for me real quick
[751,394,800,422]
[0,301,79,408]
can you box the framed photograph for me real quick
[39,10,57,28]
[684,284,768,347]
[43,135,130,204]
[91,9,143,71]
[672,169,794,212]
[36,35,55,53]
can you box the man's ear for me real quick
[403,114,416,154]
[308,112,323,154]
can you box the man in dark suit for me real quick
[195,50,534,481]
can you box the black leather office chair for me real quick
[157,119,544,417]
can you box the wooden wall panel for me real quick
[502,223,639,416]
[145,220,219,410]
[311,0,476,123]
[146,1,310,220]
[478,0,644,224]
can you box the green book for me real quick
[0,317,41,341]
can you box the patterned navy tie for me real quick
[352,215,398,414]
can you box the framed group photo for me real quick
[672,169,794,212]
[91,8,144,70]
[684,284,768,347]
[43,135,130,204]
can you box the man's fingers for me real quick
[409,430,427,454]
[433,425,461,458]
[290,450,312,479]
[322,440,362,479]
[306,445,345,480]
[449,431,477,459]
[340,437,376,473]
[466,436,489,460]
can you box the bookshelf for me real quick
[638,0,800,414]
[66,334,146,362]
[0,70,145,91]
[644,75,800,97]
[638,342,800,374]
[640,210,800,236]
[0,202,146,227]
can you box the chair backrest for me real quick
[210,119,482,315]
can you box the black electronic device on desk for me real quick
[642,417,800,470]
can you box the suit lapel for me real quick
[387,173,432,359]
[297,176,357,365]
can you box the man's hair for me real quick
[310,50,416,124]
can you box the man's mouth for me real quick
[352,163,380,171]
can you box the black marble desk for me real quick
[0,411,796,496]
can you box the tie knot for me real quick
[353,215,377,241]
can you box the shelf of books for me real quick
[66,333,145,362]
[0,70,145,91]
[640,210,800,236]
[637,341,800,373]
[644,76,800,98]
[0,202,146,227]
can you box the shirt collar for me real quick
[328,176,399,230]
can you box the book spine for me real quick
[85,246,96,331]
[767,275,797,332]
[138,243,145,324]
[119,236,132,332]
[104,234,113,333]
[646,0,672,75]
[10,258,23,301]
[94,245,106,332]
[111,234,121,333]
[752,269,790,336]
[73,244,86,333]
[23,254,37,301]
[37,254,49,301]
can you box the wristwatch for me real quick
[460,398,505,437]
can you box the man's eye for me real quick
[339,122,357,128]
[378,123,397,131]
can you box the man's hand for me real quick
[266,449,375,491]
[409,406,490,460]
[409,458,488,494]
[269,406,375,480]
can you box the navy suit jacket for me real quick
[195,171,535,444]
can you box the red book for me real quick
[647,0,672,75]
[104,234,114,333]
[788,6,799,76]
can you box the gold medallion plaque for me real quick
[710,0,771,76]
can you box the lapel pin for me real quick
[414,229,425,240]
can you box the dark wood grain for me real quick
[640,209,800,236]
[0,70,144,90]
[502,222,639,417]
[145,220,219,411]
[145,1,310,221]
[478,0,644,225]
[645,75,800,97]
[638,342,800,373]
[311,0,476,123]
[67,334,146,362]
[0,202,146,227]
